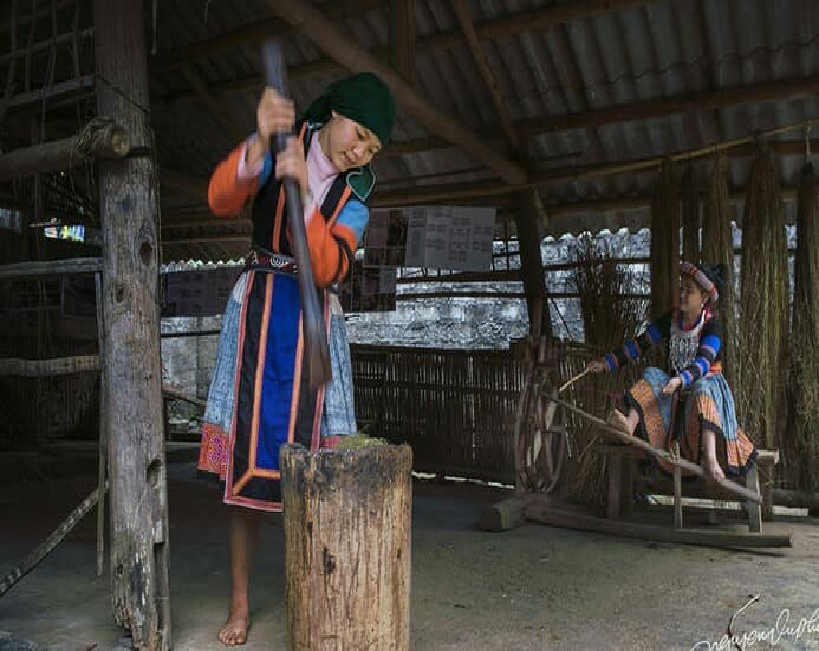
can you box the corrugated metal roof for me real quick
[2,0,816,262]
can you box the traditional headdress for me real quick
[680,261,727,303]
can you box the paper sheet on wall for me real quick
[386,206,496,271]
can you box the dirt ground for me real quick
[2,459,819,651]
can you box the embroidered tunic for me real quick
[197,123,369,511]
[604,309,723,388]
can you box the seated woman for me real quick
[586,261,756,483]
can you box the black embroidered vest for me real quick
[250,122,350,257]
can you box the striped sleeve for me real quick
[604,312,672,372]
[679,318,722,388]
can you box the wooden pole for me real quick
[95,271,107,577]
[388,0,415,86]
[160,136,815,206]
[514,189,551,337]
[650,160,680,319]
[524,499,792,551]
[0,120,130,181]
[94,0,171,648]
[450,0,518,150]
[281,444,412,651]
[772,488,819,514]
[0,483,109,598]
[517,75,819,137]
[0,355,100,376]
[3,74,94,114]
[261,0,528,185]
[148,0,383,73]
[0,257,103,279]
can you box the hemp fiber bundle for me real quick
[566,238,647,506]
[702,153,738,389]
[681,161,700,264]
[737,144,789,449]
[787,161,819,492]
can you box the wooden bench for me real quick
[602,444,779,533]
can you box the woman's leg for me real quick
[218,506,261,646]
[701,427,725,483]
[608,407,639,435]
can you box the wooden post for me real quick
[0,121,130,181]
[94,1,171,649]
[514,189,552,337]
[95,271,107,578]
[281,444,412,651]
[620,456,634,516]
[606,455,622,520]
[389,0,415,86]
[673,442,683,530]
[746,463,762,533]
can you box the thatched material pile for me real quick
[681,161,700,263]
[787,161,819,492]
[701,153,738,389]
[736,144,789,449]
[564,237,648,506]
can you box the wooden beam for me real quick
[398,291,525,300]
[544,184,800,220]
[149,0,384,74]
[450,0,518,149]
[0,122,129,181]
[0,355,100,376]
[0,257,103,279]
[772,489,819,513]
[161,169,208,200]
[94,0,171,647]
[517,75,819,137]
[389,0,415,86]
[163,234,250,245]
[0,0,76,39]
[159,0,652,95]
[514,189,550,337]
[548,26,605,161]
[692,0,723,144]
[161,217,251,230]
[4,75,95,112]
[162,385,207,408]
[0,28,95,66]
[397,270,521,284]
[159,139,813,210]
[177,63,247,145]
[524,500,792,551]
[372,139,816,206]
[262,0,528,185]
[396,291,648,301]
[380,107,814,157]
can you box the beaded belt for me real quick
[245,248,298,275]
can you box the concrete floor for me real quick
[2,460,819,651]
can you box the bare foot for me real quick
[701,455,725,484]
[218,613,250,646]
[607,409,633,435]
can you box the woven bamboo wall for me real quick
[351,345,523,484]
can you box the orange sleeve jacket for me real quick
[207,140,367,288]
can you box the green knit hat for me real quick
[302,72,396,145]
